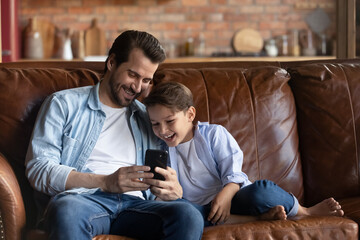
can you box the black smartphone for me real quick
[145,149,168,180]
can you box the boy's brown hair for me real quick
[144,81,193,112]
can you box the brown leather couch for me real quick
[0,59,359,240]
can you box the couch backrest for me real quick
[288,62,360,206]
[0,61,304,224]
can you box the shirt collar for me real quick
[88,82,102,111]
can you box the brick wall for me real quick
[19,0,336,57]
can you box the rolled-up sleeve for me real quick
[209,125,251,187]
[25,95,76,196]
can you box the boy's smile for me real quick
[147,104,196,147]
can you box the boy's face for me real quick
[148,104,196,147]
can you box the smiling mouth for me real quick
[163,133,175,141]
[122,86,142,103]
[124,86,136,97]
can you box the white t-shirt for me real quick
[85,103,143,199]
[175,139,222,205]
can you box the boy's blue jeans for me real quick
[43,190,204,240]
[192,180,299,227]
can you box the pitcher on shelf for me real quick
[300,29,317,56]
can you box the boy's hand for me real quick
[208,190,232,224]
[207,183,240,224]
[143,166,183,201]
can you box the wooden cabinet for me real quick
[0,1,2,63]
[1,0,20,62]
[337,0,356,58]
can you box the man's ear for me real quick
[107,53,116,72]
[187,106,196,122]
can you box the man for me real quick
[25,30,204,240]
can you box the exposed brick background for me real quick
[19,0,336,57]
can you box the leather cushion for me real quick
[202,216,358,240]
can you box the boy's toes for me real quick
[335,209,345,217]
[328,199,342,211]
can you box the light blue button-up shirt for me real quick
[25,83,160,198]
[166,122,252,204]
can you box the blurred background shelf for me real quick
[163,56,336,63]
[17,56,336,63]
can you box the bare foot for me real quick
[297,198,344,217]
[259,205,287,220]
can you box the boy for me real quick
[144,81,344,225]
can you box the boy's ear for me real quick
[187,106,196,122]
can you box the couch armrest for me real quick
[0,153,26,240]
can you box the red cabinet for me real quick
[1,0,20,62]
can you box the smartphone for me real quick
[145,149,168,180]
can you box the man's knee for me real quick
[45,195,91,229]
[171,202,204,230]
[161,201,204,240]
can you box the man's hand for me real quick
[66,166,154,194]
[103,166,154,193]
[143,166,183,201]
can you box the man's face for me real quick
[106,48,159,108]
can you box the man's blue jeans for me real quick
[43,190,204,240]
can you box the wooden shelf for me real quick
[164,56,336,63]
[17,56,336,63]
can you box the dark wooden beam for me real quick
[337,0,356,58]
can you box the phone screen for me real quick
[145,149,168,180]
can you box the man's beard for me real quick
[109,77,140,107]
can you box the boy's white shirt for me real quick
[175,138,223,205]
